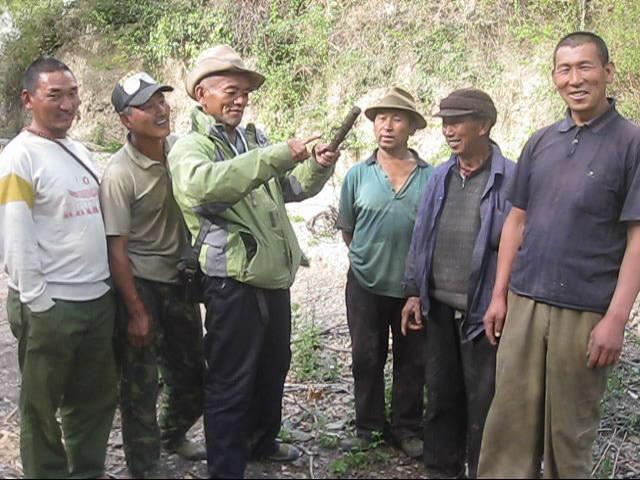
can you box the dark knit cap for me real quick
[434,88,497,126]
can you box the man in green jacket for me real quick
[168,44,340,479]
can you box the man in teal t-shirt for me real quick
[337,87,432,458]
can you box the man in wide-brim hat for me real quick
[363,86,428,129]
[337,86,432,458]
[184,44,265,98]
[168,44,340,478]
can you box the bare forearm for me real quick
[492,208,526,299]
[341,231,353,247]
[605,222,640,326]
[107,243,143,313]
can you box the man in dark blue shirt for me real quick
[478,32,640,478]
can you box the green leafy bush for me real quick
[249,1,331,140]
[3,0,640,139]
[0,0,76,132]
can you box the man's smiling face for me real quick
[196,73,252,129]
[23,69,80,138]
[553,42,614,124]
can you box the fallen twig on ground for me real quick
[321,343,351,354]
[285,382,350,390]
[4,407,17,423]
[286,394,319,426]
[295,443,316,479]
[612,429,628,478]
[619,358,640,369]
[592,427,619,476]
[291,322,344,344]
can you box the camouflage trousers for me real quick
[114,278,205,476]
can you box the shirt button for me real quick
[587,170,595,177]
[560,282,566,288]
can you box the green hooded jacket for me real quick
[168,107,334,289]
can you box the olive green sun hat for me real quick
[364,86,427,129]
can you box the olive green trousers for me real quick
[478,292,609,479]
[6,288,118,479]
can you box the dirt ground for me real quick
[0,187,639,478]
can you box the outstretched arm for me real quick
[169,135,319,212]
[280,142,339,203]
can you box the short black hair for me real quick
[553,32,609,67]
[22,56,74,93]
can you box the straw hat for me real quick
[185,45,265,100]
[364,87,427,129]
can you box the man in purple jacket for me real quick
[402,88,515,478]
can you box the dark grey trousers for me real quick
[423,298,497,479]
[345,269,425,441]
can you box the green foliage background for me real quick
[2,0,640,154]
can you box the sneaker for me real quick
[339,434,373,452]
[165,437,207,461]
[399,437,423,459]
[263,442,302,462]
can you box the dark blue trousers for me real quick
[202,276,291,479]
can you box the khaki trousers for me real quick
[478,292,608,479]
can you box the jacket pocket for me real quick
[239,231,258,264]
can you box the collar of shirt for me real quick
[456,155,491,179]
[210,123,248,155]
[557,97,619,134]
[365,148,429,167]
[444,141,508,198]
[124,135,170,170]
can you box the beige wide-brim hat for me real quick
[364,86,427,129]
[185,44,266,100]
